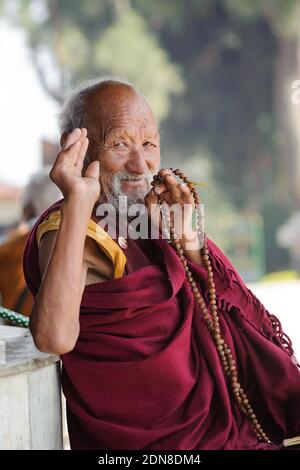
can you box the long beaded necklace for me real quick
[151,168,271,444]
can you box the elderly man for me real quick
[23,78,300,450]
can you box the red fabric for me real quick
[23,200,300,450]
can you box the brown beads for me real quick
[156,168,271,445]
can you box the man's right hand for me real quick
[50,128,100,205]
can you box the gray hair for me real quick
[58,75,133,134]
[22,166,62,216]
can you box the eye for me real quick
[143,141,156,148]
[113,141,127,150]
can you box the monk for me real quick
[23,78,300,450]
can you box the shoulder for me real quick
[37,220,108,274]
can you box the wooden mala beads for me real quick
[151,168,271,444]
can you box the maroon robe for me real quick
[23,200,300,450]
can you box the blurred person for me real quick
[0,167,61,316]
[23,78,300,450]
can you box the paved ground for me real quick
[247,280,300,360]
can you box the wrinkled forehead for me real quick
[84,84,158,136]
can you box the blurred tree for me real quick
[5,0,299,206]
[134,0,299,271]
[132,1,300,206]
[2,0,299,271]
[94,8,183,120]
[224,0,300,207]
[2,0,183,120]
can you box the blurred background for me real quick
[0,1,299,353]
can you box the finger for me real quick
[50,140,81,182]
[62,127,86,152]
[179,183,194,204]
[62,128,81,151]
[157,168,172,178]
[152,171,168,194]
[75,137,89,168]
[144,187,158,207]
[60,128,87,167]
[162,173,182,202]
[144,188,161,234]
[145,188,162,220]
[57,140,81,165]
[153,181,168,195]
[178,184,195,235]
[78,127,87,144]
[85,160,100,180]
[72,127,87,151]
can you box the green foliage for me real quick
[94,9,184,121]
[2,0,300,273]
[224,0,300,36]
[3,0,183,118]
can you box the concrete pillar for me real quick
[0,325,63,449]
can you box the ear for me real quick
[60,132,68,149]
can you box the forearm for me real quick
[30,195,93,353]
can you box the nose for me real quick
[125,147,148,175]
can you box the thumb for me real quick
[85,160,100,180]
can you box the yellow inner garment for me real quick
[36,210,126,279]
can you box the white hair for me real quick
[58,75,133,134]
[22,166,62,216]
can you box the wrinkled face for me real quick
[84,84,161,206]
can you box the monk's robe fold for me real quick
[23,200,300,450]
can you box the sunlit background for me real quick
[0,0,299,356]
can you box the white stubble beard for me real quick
[99,167,156,213]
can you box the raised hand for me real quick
[50,128,100,205]
[145,169,195,239]
[145,168,203,264]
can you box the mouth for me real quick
[121,178,146,187]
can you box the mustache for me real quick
[98,168,159,213]
[108,169,155,192]
[118,170,154,181]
